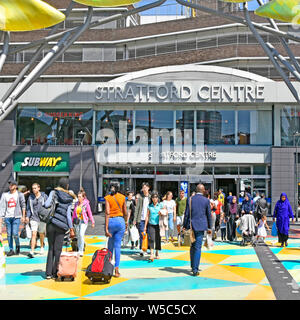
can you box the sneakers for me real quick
[40,247,44,255]
[28,252,34,259]
[192,271,200,277]
[6,250,14,257]
[139,251,144,257]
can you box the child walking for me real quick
[256,215,270,243]
[220,212,227,242]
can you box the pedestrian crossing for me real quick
[0,234,299,300]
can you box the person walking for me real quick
[209,195,217,240]
[105,183,127,278]
[26,183,48,258]
[133,182,151,256]
[183,184,212,276]
[163,191,176,243]
[144,192,163,261]
[226,192,233,205]
[226,196,239,242]
[213,192,223,240]
[241,193,254,215]
[126,191,137,250]
[273,192,294,247]
[220,212,227,242]
[256,215,270,243]
[0,179,26,256]
[255,193,268,222]
[72,189,95,257]
[44,177,76,279]
[175,190,187,245]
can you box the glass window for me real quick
[95,110,133,145]
[197,110,235,145]
[239,166,251,175]
[103,166,130,174]
[16,107,93,145]
[253,179,266,194]
[176,111,194,146]
[238,110,272,145]
[136,110,174,145]
[131,166,154,174]
[281,106,300,146]
[253,165,266,175]
[156,166,181,175]
[214,166,238,175]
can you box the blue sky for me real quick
[136,0,260,16]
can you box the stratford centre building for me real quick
[0,0,299,214]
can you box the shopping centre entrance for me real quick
[216,179,237,196]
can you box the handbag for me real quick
[129,225,139,242]
[271,222,278,237]
[142,232,148,252]
[204,233,214,250]
[20,225,27,239]
[187,196,196,244]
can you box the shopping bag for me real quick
[0,241,5,279]
[204,233,214,250]
[271,223,278,237]
[142,232,148,252]
[20,226,27,239]
[129,225,139,243]
[26,224,32,239]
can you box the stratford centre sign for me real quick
[95,82,265,103]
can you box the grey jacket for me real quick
[0,191,26,218]
[133,194,152,224]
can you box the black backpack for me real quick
[38,191,58,223]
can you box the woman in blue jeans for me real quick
[105,183,127,277]
[162,191,176,242]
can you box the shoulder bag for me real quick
[187,196,196,244]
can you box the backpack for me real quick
[38,191,58,223]
[256,198,268,215]
[85,248,114,283]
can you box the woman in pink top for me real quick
[72,189,95,256]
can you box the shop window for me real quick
[16,107,93,146]
[253,179,266,195]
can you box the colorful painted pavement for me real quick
[0,232,300,300]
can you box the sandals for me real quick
[148,256,154,262]
[114,268,121,278]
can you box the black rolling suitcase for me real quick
[85,248,114,283]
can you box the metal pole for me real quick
[80,139,83,190]
[0,32,10,72]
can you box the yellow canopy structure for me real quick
[0,0,65,32]
[255,0,300,24]
[73,0,141,7]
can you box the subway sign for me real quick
[13,152,69,172]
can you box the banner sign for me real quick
[13,152,69,172]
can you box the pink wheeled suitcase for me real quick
[57,252,79,281]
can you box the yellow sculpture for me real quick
[255,0,300,24]
[73,0,141,7]
[0,0,65,32]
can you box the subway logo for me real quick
[21,157,62,167]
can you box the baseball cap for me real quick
[8,179,18,186]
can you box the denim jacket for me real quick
[0,191,26,218]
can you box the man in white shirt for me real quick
[0,180,26,256]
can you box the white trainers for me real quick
[40,247,44,255]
